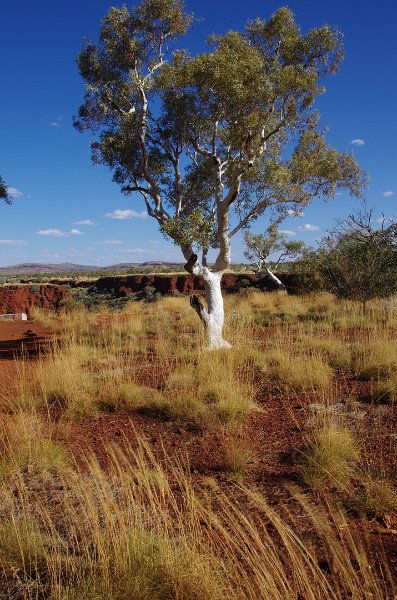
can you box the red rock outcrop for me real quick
[94,273,298,296]
[0,285,71,317]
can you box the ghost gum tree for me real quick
[75,0,365,349]
[243,226,306,291]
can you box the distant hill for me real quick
[0,261,184,275]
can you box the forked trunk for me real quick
[190,270,231,350]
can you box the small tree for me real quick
[317,210,397,303]
[243,226,305,290]
[0,176,11,204]
[75,0,366,348]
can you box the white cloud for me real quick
[0,239,27,245]
[351,138,365,146]
[39,251,60,258]
[50,115,63,128]
[286,209,304,217]
[149,239,161,244]
[103,239,123,244]
[105,209,148,219]
[7,187,23,198]
[36,228,83,237]
[298,223,320,232]
[382,190,395,197]
[37,229,67,237]
[279,230,296,237]
[72,219,96,225]
[118,248,147,253]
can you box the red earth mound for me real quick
[0,284,70,317]
[94,272,302,296]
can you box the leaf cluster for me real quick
[244,225,305,272]
[75,1,366,258]
[0,176,11,204]
[314,215,397,301]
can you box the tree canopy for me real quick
[75,0,366,271]
[315,211,397,302]
[244,226,305,274]
[0,176,11,204]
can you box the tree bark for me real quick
[189,270,230,350]
[266,267,287,292]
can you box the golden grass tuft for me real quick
[0,438,393,599]
[0,413,69,478]
[261,349,333,391]
[301,421,360,490]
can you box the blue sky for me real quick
[0,0,396,267]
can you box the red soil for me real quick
[0,284,70,317]
[1,318,396,586]
[0,321,52,395]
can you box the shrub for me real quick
[142,285,161,302]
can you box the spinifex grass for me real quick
[1,291,396,598]
[0,437,394,599]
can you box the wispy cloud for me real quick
[118,248,148,254]
[39,251,60,258]
[279,230,296,237]
[286,209,304,217]
[103,239,123,244]
[72,219,96,225]
[50,115,63,128]
[37,229,66,238]
[351,138,365,146]
[298,223,320,232]
[0,239,27,245]
[37,228,83,237]
[105,209,148,220]
[382,190,395,197]
[7,187,23,198]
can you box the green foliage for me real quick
[71,287,131,311]
[0,175,11,204]
[316,213,397,302]
[141,285,161,302]
[244,225,305,273]
[75,2,365,262]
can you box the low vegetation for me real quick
[0,291,396,598]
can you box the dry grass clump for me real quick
[157,351,257,428]
[370,373,397,403]
[261,349,333,392]
[221,430,252,480]
[295,334,351,372]
[357,475,397,520]
[301,421,360,490]
[352,340,397,381]
[0,413,69,479]
[0,518,51,584]
[0,439,393,600]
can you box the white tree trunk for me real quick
[189,269,231,350]
[203,271,231,350]
[266,267,287,292]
